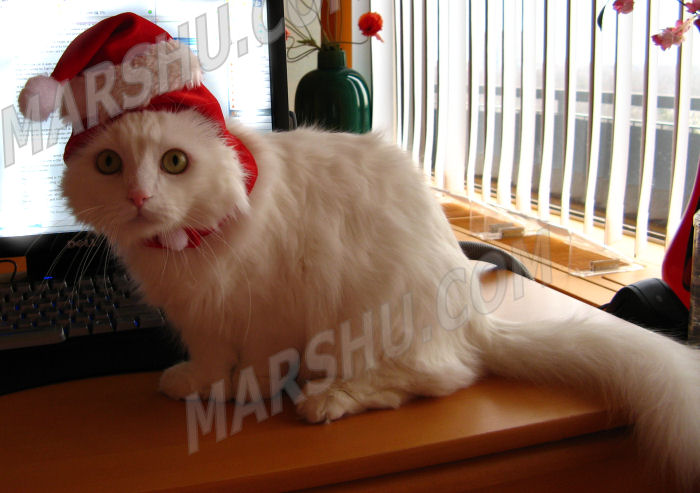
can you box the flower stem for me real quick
[286,47,318,62]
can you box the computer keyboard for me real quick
[0,272,186,394]
[1,273,164,349]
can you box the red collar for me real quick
[143,226,215,249]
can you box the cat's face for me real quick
[62,110,250,248]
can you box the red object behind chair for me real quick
[662,157,700,309]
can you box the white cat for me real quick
[61,109,700,489]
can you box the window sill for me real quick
[442,199,662,307]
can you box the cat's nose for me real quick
[128,190,151,208]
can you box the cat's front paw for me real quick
[159,362,230,400]
[296,384,362,423]
[296,380,412,423]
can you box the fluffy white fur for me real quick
[62,110,700,490]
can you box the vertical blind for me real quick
[370,0,700,258]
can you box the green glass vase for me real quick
[294,50,371,133]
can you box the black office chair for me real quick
[601,278,689,341]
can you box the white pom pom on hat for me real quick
[18,75,61,121]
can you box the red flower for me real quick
[612,0,634,14]
[686,0,700,14]
[603,0,699,50]
[652,18,694,50]
[358,12,383,42]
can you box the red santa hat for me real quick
[18,12,257,194]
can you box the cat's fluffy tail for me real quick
[469,304,700,490]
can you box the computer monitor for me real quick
[0,0,288,280]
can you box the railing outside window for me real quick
[370,0,700,259]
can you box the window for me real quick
[370,0,700,260]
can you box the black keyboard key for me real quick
[138,312,164,329]
[8,294,23,304]
[68,323,90,337]
[114,316,137,331]
[77,279,94,290]
[24,312,42,322]
[49,279,68,290]
[92,275,109,285]
[16,320,33,330]
[24,294,42,305]
[111,276,132,291]
[92,319,113,334]
[13,282,32,294]
[56,300,74,312]
[38,302,55,312]
[116,303,155,316]
[35,319,54,330]
[78,305,97,316]
[92,286,106,296]
[114,298,141,309]
[0,326,65,350]
[42,292,62,302]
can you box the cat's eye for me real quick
[161,149,188,174]
[95,150,122,175]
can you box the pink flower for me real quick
[358,12,383,42]
[612,0,634,14]
[685,0,700,14]
[652,18,694,49]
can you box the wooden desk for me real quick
[0,266,673,492]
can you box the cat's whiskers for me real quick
[41,227,104,294]
[73,205,108,229]
[101,225,118,293]
[51,206,127,303]
[39,230,86,290]
[63,236,92,303]
[70,233,109,303]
